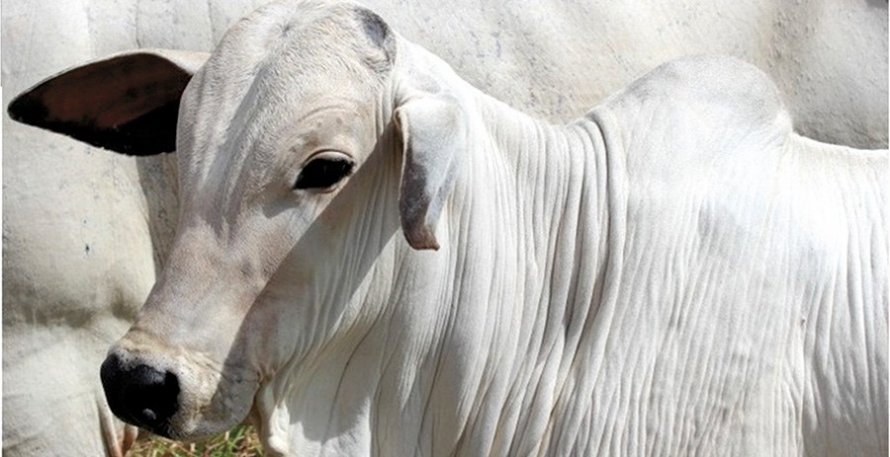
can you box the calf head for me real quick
[9,0,468,441]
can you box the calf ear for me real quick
[7,49,208,156]
[394,94,468,250]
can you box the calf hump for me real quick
[619,55,792,133]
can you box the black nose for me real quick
[100,353,180,437]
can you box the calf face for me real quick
[32,0,468,440]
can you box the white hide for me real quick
[3,0,887,456]
[94,3,887,456]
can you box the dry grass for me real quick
[126,426,264,457]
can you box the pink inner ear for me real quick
[34,53,191,129]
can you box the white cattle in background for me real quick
[3,0,887,455]
[3,3,267,455]
[9,1,888,456]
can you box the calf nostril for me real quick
[100,354,180,437]
[129,366,180,428]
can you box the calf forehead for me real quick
[197,0,391,101]
[176,1,393,188]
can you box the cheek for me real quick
[241,277,320,375]
[239,302,289,372]
[316,198,355,228]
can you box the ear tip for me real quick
[404,227,440,251]
[7,92,48,126]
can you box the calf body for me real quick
[120,7,888,454]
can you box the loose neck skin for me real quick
[258,41,611,457]
[436,63,612,457]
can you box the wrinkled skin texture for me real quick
[3,0,887,456]
[75,2,890,456]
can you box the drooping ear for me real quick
[7,49,208,156]
[394,94,468,250]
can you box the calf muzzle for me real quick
[100,353,180,438]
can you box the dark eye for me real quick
[293,157,355,190]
